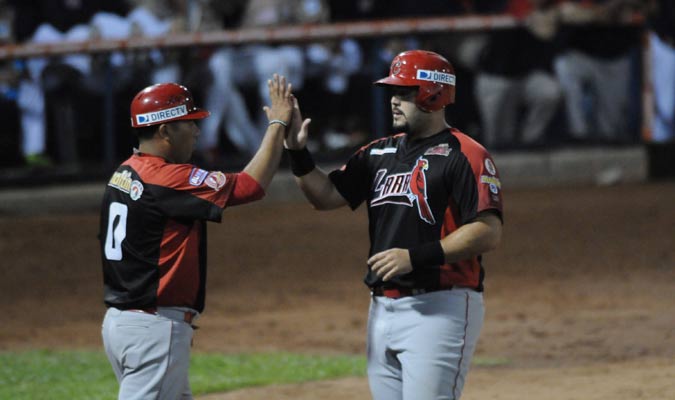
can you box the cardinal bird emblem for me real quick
[409,157,435,224]
[371,157,436,225]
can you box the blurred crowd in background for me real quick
[0,0,673,173]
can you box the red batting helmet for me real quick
[130,83,210,128]
[375,50,456,112]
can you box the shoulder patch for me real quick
[108,170,132,194]
[129,180,144,200]
[480,175,501,194]
[205,171,227,191]
[484,158,497,175]
[189,168,209,186]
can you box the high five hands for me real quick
[285,97,312,150]
[263,74,294,127]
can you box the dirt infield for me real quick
[1,182,674,399]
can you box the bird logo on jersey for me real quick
[371,157,436,225]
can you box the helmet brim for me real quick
[184,109,211,120]
[374,76,419,87]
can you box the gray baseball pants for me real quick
[102,307,197,400]
[367,288,484,400]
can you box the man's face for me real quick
[165,120,200,164]
[389,86,424,132]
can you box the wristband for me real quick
[268,119,288,127]
[408,241,445,270]
[286,147,316,177]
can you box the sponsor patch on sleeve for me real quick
[480,175,501,194]
[189,168,209,186]
[130,180,144,200]
[484,158,497,175]
[205,171,227,191]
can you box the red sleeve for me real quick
[452,129,504,218]
[126,155,238,221]
[148,164,237,209]
[226,172,265,206]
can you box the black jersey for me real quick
[330,128,503,291]
[99,152,261,312]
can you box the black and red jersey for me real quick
[329,128,503,291]
[99,152,263,313]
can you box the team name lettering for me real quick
[373,170,413,204]
[135,105,188,125]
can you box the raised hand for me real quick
[263,74,294,126]
[285,97,311,150]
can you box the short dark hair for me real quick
[134,126,159,141]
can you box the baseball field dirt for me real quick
[1,182,673,399]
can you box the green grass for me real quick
[0,350,366,400]
[0,350,508,399]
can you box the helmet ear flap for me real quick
[416,83,444,112]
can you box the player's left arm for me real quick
[369,211,501,282]
[439,210,502,263]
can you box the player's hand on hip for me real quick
[285,97,311,150]
[368,248,413,282]
[263,74,294,125]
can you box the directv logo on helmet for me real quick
[416,69,456,86]
[135,105,188,125]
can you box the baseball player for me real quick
[99,75,294,399]
[285,50,503,399]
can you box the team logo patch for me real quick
[205,171,227,191]
[129,180,144,200]
[484,158,497,175]
[424,143,452,156]
[135,104,187,125]
[108,170,132,194]
[371,157,436,225]
[416,69,456,86]
[391,60,402,75]
[481,175,501,194]
[189,168,209,186]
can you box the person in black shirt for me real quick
[475,0,563,150]
[284,50,503,400]
[100,75,293,399]
[554,0,642,144]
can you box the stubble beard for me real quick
[392,119,409,133]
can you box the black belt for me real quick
[371,286,451,299]
[126,308,196,324]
